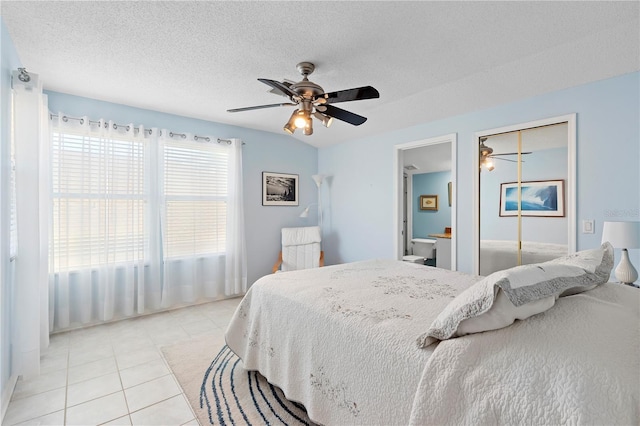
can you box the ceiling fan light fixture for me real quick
[313,111,333,128]
[482,158,495,171]
[283,123,296,134]
[284,110,298,134]
[294,110,310,129]
[303,120,313,135]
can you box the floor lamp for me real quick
[299,174,325,233]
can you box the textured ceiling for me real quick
[2,1,639,148]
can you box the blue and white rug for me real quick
[163,337,316,426]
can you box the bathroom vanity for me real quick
[429,232,452,270]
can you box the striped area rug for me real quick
[162,335,316,425]
[202,346,314,425]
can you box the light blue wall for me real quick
[412,171,451,238]
[0,17,21,414]
[319,72,640,274]
[46,92,319,287]
[480,147,568,244]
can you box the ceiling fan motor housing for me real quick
[290,62,325,104]
[479,141,493,156]
[290,80,325,101]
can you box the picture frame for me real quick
[262,172,299,206]
[419,195,438,211]
[499,179,565,217]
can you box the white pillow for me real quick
[416,242,614,348]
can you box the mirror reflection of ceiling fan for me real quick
[227,62,379,136]
[479,136,531,171]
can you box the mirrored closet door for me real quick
[478,122,571,276]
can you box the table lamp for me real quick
[601,221,640,285]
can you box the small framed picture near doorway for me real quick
[262,172,299,206]
[420,195,438,211]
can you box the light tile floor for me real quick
[4,297,242,426]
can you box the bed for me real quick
[480,239,568,276]
[225,247,639,425]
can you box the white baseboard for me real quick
[1,374,18,424]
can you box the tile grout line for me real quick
[111,330,133,425]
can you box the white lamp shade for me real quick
[311,174,325,188]
[601,221,640,249]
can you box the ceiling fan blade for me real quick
[322,104,367,126]
[258,78,299,98]
[489,152,533,156]
[492,157,524,163]
[227,102,296,113]
[318,86,380,104]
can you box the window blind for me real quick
[50,128,229,271]
[51,131,145,270]
[163,139,228,258]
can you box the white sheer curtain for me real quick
[225,138,247,295]
[12,73,50,379]
[49,116,246,331]
[158,130,226,307]
[50,116,147,329]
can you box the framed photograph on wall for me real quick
[419,195,438,211]
[262,172,299,206]
[499,179,565,217]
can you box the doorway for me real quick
[394,134,457,270]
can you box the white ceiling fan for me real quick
[479,136,531,171]
[227,62,380,136]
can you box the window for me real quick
[163,138,228,258]
[50,126,229,271]
[51,131,145,270]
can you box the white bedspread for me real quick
[409,282,640,425]
[225,259,481,425]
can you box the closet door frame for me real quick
[473,114,576,275]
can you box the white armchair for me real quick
[272,226,324,273]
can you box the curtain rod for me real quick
[49,113,235,145]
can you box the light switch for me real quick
[582,220,595,234]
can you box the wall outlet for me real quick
[582,220,595,234]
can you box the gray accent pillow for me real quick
[417,242,614,348]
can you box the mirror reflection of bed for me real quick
[479,122,570,276]
[480,240,568,276]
